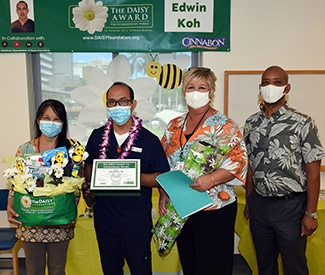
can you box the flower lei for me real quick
[99,115,142,159]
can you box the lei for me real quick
[99,115,142,159]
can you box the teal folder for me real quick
[156,170,213,218]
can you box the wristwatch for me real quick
[305,211,318,219]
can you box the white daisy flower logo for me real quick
[21,196,32,208]
[54,167,64,179]
[26,181,36,193]
[72,0,108,35]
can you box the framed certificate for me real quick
[90,159,141,191]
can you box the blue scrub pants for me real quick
[95,228,152,275]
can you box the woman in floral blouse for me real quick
[7,99,79,275]
[160,68,248,275]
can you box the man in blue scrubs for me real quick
[85,82,169,275]
[11,1,35,33]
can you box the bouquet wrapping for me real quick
[152,200,188,256]
[183,140,230,179]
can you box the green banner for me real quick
[13,191,77,226]
[0,0,230,53]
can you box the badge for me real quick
[175,161,184,171]
[131,146,143,153]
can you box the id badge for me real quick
[175,160,184,171]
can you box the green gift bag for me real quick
[13,191,77,226]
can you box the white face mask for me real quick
[185,91,210,109]
[260,84,286,104]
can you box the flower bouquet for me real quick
[152,200,188,257]
[183,140,231,180]
[3,147,85,226]
[153,132,236,257]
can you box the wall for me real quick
[0,53,31,189]
[207,0,325,111]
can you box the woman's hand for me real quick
[7,197,21,226]
[158,188,169,216]
[190,174,214,192]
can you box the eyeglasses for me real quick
[188,67,211,72]
[107,99,132,107]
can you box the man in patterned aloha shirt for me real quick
[244,65,324,275]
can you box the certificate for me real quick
[90,159,140,191]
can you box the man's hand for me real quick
[158,188,169,216]
[301,215,318,236]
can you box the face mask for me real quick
[108,106,131,126]
[185,91,210,109]
[39,120,63,138]
[260,84,286,104]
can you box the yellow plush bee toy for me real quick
[146,54,182,89]
[51,151,68,167]
[69,139,88,165]
[15,159,27,175]
[68,139,89,178]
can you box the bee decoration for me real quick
[15,159,27,175]
[68,139,89,166]
[51,151,68,167]
[68,139,89,178]
[258,93,265,110]
[146,54,183,90]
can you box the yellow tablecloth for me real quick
[66,188,325,274]
[234,186,325,275]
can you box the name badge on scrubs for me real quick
[131,146,142,153]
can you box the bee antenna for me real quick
[150,53,158,62]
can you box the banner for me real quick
[0,0,230,53]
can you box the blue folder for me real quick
[156,170,213,218]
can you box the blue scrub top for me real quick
[86,125,170,233]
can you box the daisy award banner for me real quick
[0,0,230,53]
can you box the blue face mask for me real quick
[108,106,131,126]
[39,120,63,138]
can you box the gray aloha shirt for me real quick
[244,104,324,197]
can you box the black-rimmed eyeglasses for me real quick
[107,99,132,107]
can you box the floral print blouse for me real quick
[161,110,248,210]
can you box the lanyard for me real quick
[179,107,210,161]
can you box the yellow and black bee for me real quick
[69,139,88,165]
[68,139,89,178]
[15,159,26,175]
[146,60,182,90]
[52,151,68,166]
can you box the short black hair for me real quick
[16,1,28,8]
[107,82,134,101]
